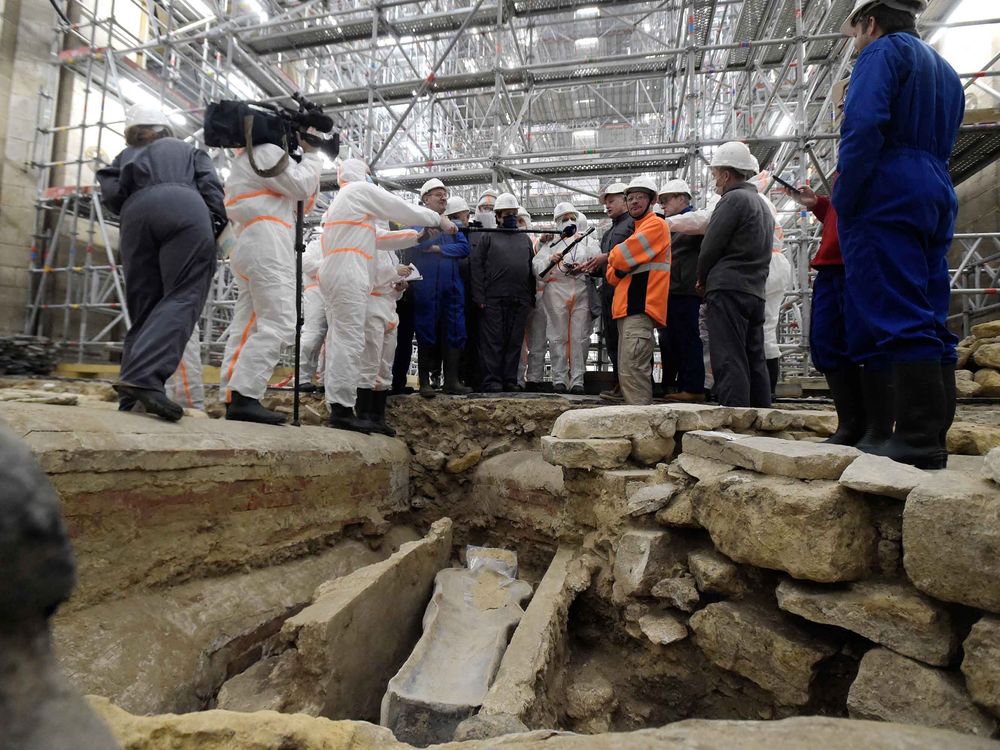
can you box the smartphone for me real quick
[773,175,801,195]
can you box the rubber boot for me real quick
[225,390,286,425]
[822,367,866,445]
[443,347,472,395]
[870,361,948,470]
[938,362,957,468]
[853,367,894,453]
[114,384,183,422]
[327,402,375,434]
[369,390,397,437]
[418,346,436,399]
[355,387,374,422]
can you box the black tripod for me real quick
[292,199,305,426]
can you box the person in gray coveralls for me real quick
[97,104,227,421]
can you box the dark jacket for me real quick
[697,181,773,300]
[599,212,635,256]
[97,137,227,233]
[470,231,535,306]
[669,206,703,296]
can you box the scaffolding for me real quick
[21,0,1000,376]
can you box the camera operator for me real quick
[96,104,226,422]
[218,128,322,425]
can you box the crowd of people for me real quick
[96,0,963,469]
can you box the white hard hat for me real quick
[710,142,759,177]
[477,189,498,206]
[420,178,447,197]
[494,192,520,211]
[445,196,470,215]
[553,201,577,221]
[517,207,531,219]
[841,0,926,33]
[600,181,629,198]
[125,103,172,133]
[658,179,692,198]
[624,176,658,197]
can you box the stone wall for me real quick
[0,400,411,609]
[533,403,1000,738]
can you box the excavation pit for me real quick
[2,386,999,748]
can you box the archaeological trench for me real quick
[3,372,1000,750]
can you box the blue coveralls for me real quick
[410,228,470,349]
[833,30,964,365]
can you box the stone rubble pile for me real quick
[540,403,1000,739]
[957,319,1000,397]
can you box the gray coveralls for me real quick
[97,137,225,394]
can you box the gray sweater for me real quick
[696,181,774,300]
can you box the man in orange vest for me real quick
[606,176,672,405]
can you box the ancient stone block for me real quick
[984,448,1000,487]
[651,574,700,612]
[550,405,677,439]
[692,471,877,582]
[963,616,1000,718]
[453,713,530,741]
[625,481,679,517]
[663,403,730,431]
[630,434,676,465]
[687,549,745,596]
[957,378,983,398]
[540,436,631,470]
[972,320,1000,339]
[974,345,1000,370]
[689,601,836,705]
[381,567,532,746]
[445,447,483,474]
[957,347,973,369]
[974,368,1000,396]
[216,519,453,721]
[725,407,759,431]
[676,452,735,481]
[682,430,860,480]
[755,409,838,436]
[90,696,1000,749]
[848,648,997,737]
[612,529,687,602]
[776,579,957,666]
[948,423,1000,455]
[838,453,929,500]
[481,548,594,729]
[654,492,700,528]
[638,611,688,645]
[903,472,1000,613]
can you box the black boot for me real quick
[443,347,472,395]
[418,346,436,399]
[870,361,948,470]
[328,402,375,434]
[938,362,956,468]
[114,383,184,422]
[369,390,397,437]
[822,367,865,445]
[225,391,286,425]
[854,366,894,453]
[355,387,374,421]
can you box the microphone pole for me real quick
[292,200,304,426]
[539,226,596,278]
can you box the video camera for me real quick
[203,92,340,170]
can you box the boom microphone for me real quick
[300,111,334,133]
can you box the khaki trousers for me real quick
[617,314,655,405]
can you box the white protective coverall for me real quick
[298,237,327,386]
[319,158,443,408]
[520,228,546,386]
[165,324,204,410]
[360,247,405,390]
[219,144,321,402]
[759,193,793,360]
[531,213,598,389]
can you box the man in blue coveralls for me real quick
[834,0,964,470]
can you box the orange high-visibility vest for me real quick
[606,211,672,327]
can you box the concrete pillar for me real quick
[0,0,55,334]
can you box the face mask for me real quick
[451,218,464,228]
[502,214,518,229]
[476,210,496,229]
